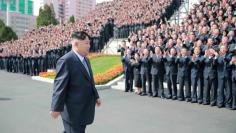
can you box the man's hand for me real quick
[50,111,60,119]
[96,98,102,107]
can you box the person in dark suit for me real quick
[122,49,134,92]
[163,47,178,100]
[117,40,127,73]
[215,45,232,108]
[190,47,204,104]
[150,46,165,98]
[140,48,152,96]
[50,31,101,133]
[203,48,218,106]
[230,55,236,110]
[176,47,192,102]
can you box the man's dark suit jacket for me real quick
[150,55,165,76]
[51,50,99,126]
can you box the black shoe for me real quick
[203,102,210,105]
[166,96,172,99]
[140,93,147,96]
[129,89,134,92]
[230,107,236,110]
[186,98,191,102]
[217,104,224,108]
[148,93,153,97]
[178,98,184,101]
[210,102,216,106]
[198,101,202,104]
[124,90,128,92]
[191,100,197,103]
[152,94,158,97]
[172,96,177,100]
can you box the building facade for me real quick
[0,0,33,15]
[40,0,96,23]
[0,0,36,36]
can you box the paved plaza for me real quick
[0,70,236,133]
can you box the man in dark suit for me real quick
[150,46,165,98]
[122,49,134,92]
[203,48,218,106]
[140,49,152,96]
[190,47,204,104]
[117,40,127,73]
[163,47,178,100]
[50,31,101,133]
[176,47,192,102]
[230,55,236,110]
[215,45,232,108]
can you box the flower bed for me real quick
[87,53,119,59]
[38,53,123,85]
[94,64,123,85]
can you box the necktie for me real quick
[82,58,90,77]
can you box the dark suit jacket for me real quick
[216,55,232,79]
[117,47,125,57]
[51,51,99,126]
[231,63,236,82]
[163,56,178,75]
[176,56,191,78]
[150,55,165,75]
[190,55,204,78]
[122,55,133,73]
[140,56,151,75]
[203,57,217,80]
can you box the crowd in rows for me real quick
[0,0,177,57]
[0,45,71,76]
[0,0,178,77]
[118,0,236,110]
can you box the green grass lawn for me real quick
[90,55,121,75]
[45,55,122,79]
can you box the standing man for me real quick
[230,55,236,110]
[118,40,127,73]
[203,48,218,106]
[190,47,204,104]
[163,47,178,100]
[216,45,232,108]
[176,47,192,102]
[122,49,134,92]
[150,46,165,98]
[50,31,101,133]
[140,49,152,96]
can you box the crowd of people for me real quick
[113,0,180,38]
[1,0,235,110]
[0,0,178,76]
[118,0,236,110]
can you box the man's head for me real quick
[193,46,201,55]
[181,47,188,56]
[71,31,91,57]
[220,45,228,55]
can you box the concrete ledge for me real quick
[32,76,54,84]
[31,74,124,90]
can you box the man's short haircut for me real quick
[71,31,91,40]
